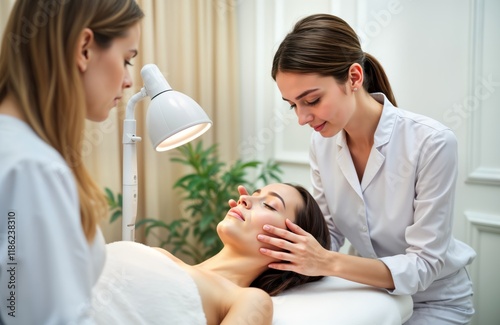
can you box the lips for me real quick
[228,208,245,221]
[313,122,326,132]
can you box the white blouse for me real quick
[0,115,106,324]
[310,94,476,296]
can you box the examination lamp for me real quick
[122,64,212,241]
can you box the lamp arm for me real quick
[122,88,147,241]
[125,88,148,119]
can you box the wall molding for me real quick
[466,210,500,231]
[465,210,500,325]
[466,0,500,186]
[467,167,500,186]
[465,210,500,283]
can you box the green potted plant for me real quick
[107,141,282,264]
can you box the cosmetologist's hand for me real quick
[228,185,249,207]
[257,219,330,277]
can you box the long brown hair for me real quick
[0,0,144,241]
[271,13,397,106]
[250,183,331,296]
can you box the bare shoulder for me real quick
[237,287,272,303]
[185,268,273,325]
[152,247,184,265]
[221,287,273,325]
[148,250,273,324]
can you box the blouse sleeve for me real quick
[379,129,459,295]
[0,160,97,324]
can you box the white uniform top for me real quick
[0,115,106,324]
[310,93,476,297]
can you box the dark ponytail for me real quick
[272,13,397,106]
[363,52,397,106]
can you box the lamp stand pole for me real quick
[122,88,147,241]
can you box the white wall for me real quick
[237,0,500,324]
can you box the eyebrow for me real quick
[253,189,286,209]
[282,88,319,102]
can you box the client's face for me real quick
[217,183,303,253]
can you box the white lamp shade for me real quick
[140,64,212,152]
[146,91,212,151]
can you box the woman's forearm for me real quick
[327,251,395,290]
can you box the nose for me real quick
[123,68,133,89]
[237,195,252,209]
[296,106,313,126]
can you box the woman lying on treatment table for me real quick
[93,183,330,325]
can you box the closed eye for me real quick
[305,98,320,106]
[263,203,276,211]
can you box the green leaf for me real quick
[170,157,191,166]
[104,187,114,203]
[110,210,122,223]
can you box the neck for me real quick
[0,94,26,122]
[195,247,270,287]
[344,91,383,148]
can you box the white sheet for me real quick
[91,241,412,324]
[272,276,413,324]
[91,241,206,325]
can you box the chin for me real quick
[321,128,340,138]
[87,111,111,122]
[216,219,233,237]
[217,220,254,247]
[86,102,115,121]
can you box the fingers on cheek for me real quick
[265,226,286,238]
[259,247,272,256]
[275,251,287,260]
[257,234,269,242]
[274,239,288,249]
[262,249,283,260]
[260,247,286,259]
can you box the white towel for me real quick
[272,276,413,324]
[91,241,206,325]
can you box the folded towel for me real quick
[91,241,206,325]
